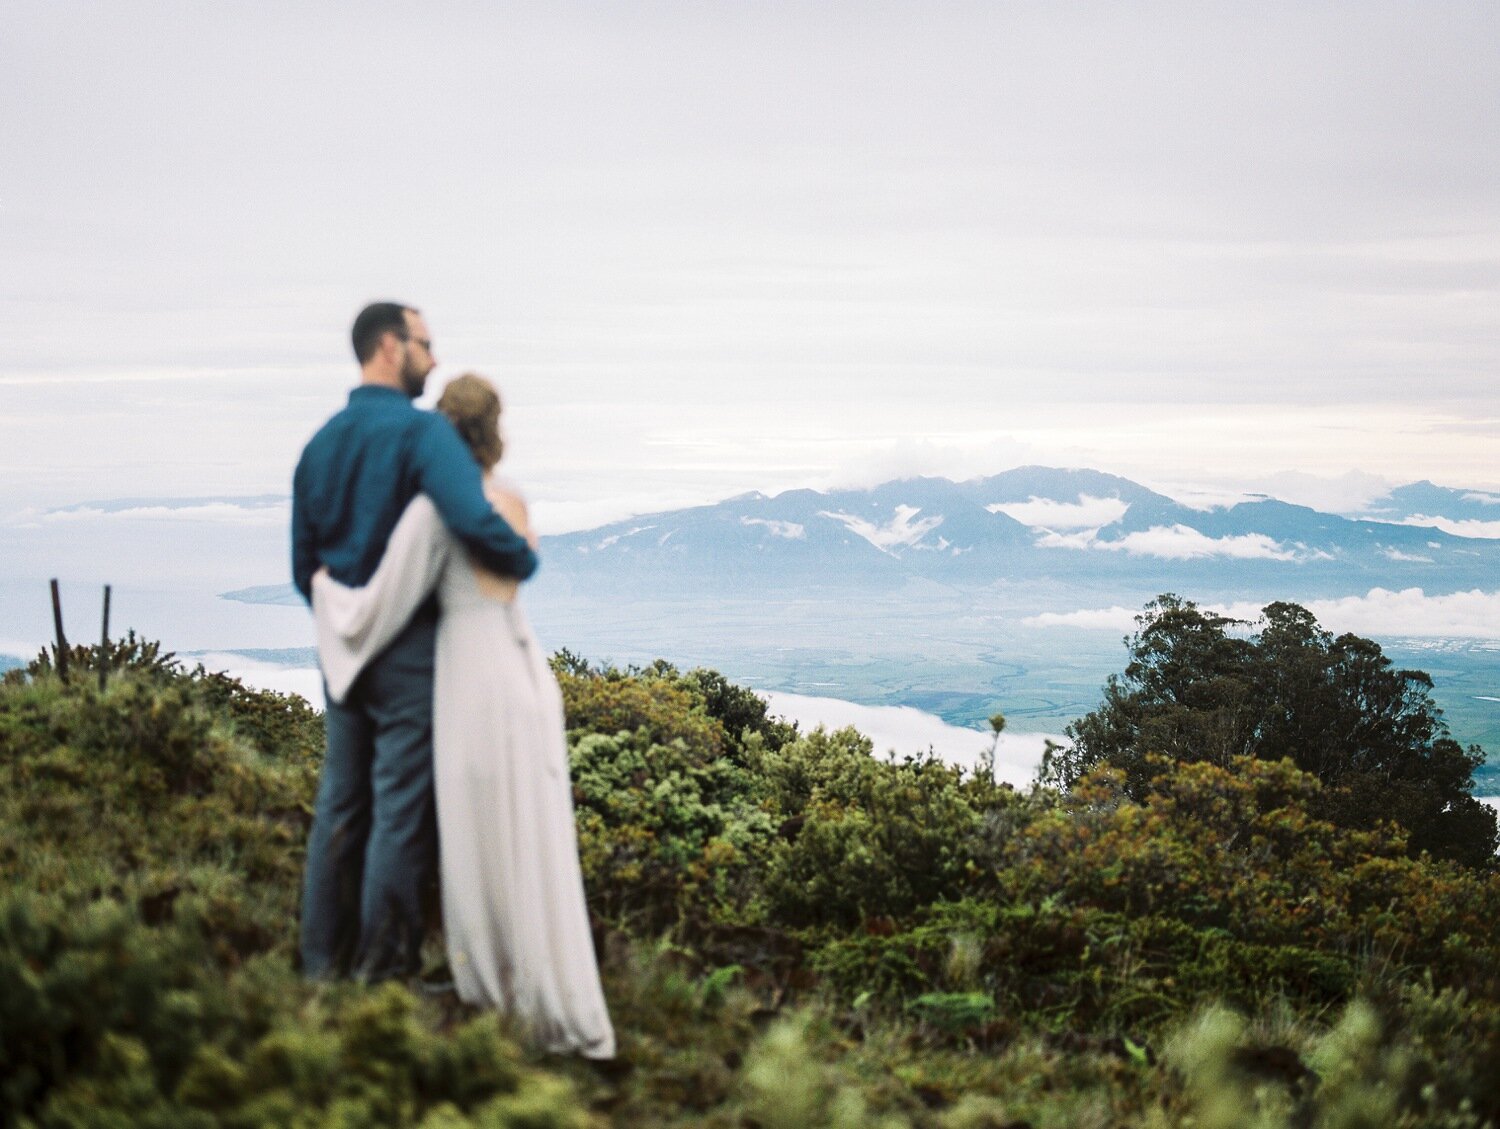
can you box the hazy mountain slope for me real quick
[1367,481,1500,523]
[210,468,1500,607]
[536,470,1500,600]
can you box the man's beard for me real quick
[399,349,427,398]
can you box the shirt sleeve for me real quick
[411,414,539,580]
[290,456,317,602]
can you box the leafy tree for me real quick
[1055,595,1497,868]
[674,666,800,755]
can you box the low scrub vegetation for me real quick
[2,607,1497,1127]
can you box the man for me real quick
[291,301,537,982]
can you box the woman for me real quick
[312,373,615,1059]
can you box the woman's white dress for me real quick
[312,492,615,1058]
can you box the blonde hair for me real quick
[436,373,503,469]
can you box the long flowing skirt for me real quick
[434,596,615,1058]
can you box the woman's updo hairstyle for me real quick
[436,373,503,469]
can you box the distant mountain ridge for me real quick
[216,467,1500,608]
[1368,481,1500,523]
[533,467,1500,601]
[190,467,1500,765]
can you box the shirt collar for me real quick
[348,385,415,405]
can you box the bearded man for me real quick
[291,302,537,981]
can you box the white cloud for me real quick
[811,435,1043,494]
[1250,470,1394,514]
[215,659,1062,786]
[1035,529,1104,550]
[7,7,1500,572]
[741,516,806,540]
[528,498,670,536]
[1398,515,1500,540]
[40,502,289,526]
[0,368,251,387]
[1157,486,1263,511]
[911,535,953,553]
[987,494,1130,530]
[761,690,1060,786]
[819,505,943,554]
[1027,587,1500,641]
[1024,606,1139,631]
[1153,471,1397,516]
[595,525,656,550]
[206,656,325,706]
[1380,547,1434,563]
[1243,587,1500,640]
[1045,523,1309,561]
[1463,492,1500,506]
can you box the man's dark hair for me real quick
[351,302,417,364]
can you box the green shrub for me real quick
[753,728,998,929]
[569,729,774,932]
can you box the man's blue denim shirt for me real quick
[291,385,537,602]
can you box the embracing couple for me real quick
[291,302,614,1059]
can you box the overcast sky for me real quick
[4,1,1499,532]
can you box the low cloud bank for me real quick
[987,495,1130,530]
[197,654,326,704]
[115,658,1500,805]
[1399,515,1500,540]
[214,664,1056,787]
[762,690,1057,786]
[1039,523,1325,562]
[1026,587,1500,640]
[1025,606,1143,631]
[41,501,289,526]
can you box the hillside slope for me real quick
[2,640,1498,1127]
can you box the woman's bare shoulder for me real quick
[483,476,529,521]
[483,473,526,501]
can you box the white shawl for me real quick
[311,495,452,705]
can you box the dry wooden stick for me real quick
[49,578,69,683]
[99,585,112,691]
